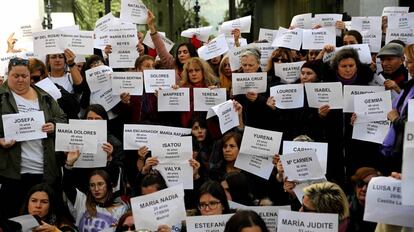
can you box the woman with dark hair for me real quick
[22,183,77,231]
[224,210,268,232]
[63,152,128,232]
[342,30,363,46]
[221,172,255,206]
[191,116,213,180]
[146,10,198,83]
[197,180,231,215]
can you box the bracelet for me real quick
[150,31,158,36]
[64,163,73,170]
[67,63,76,68]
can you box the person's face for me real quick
[355,174,376,205]
[223,59,232,77]
[406,55,414,77]
[300,67,318,83]
[138,31,144,43]
[337,58,357,79]
[187,63,203,85]
[49,54,65,71]
[30,70,42,84]
[240,226,263,232]
[0,76,4,85]
[86,111,103,120]
[241,55,260,73]
[28,191,49,218]
[89,175,108,203]
[192,122,207,142]
[223,137,239,162]
[8,65,31,94]
[308,50,319,61]
[121,216,135,232]
[210,56,222,65]
[343,35,358,45]
[221,180,232,201]
[177,45,191,64]
[199,193,223,216]
[90,60,104,68]
[139,59,155,71]
[299,195,317,212]
[141,184,159,195]
[380,56,404,75]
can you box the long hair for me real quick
[265,47,293,72]
[224,210,269,232]
[134,55,155,71]
[175,43,199,70]
[224,172,255,206]
[198,180,231,214]
[83,104,109,120]
[86,170,114,218]
[180,57,218,87]
[45,53,67,73]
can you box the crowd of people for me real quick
[0,5,413,232]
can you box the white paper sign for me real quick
[148,135,192,162]
[385,28,414,45]
[323,44,372,64]
[109,47,139,68]
[227,46,245,71]
[253,42,276,70]
[55,123,98,153]
[90,84,121,112]
[302,27,336,50]
[68,120,107,168]
[369,73,386,87]
[290,13,312,29]
[181,26,213,43]
[404,121,414,148]
[120,0,148,24]
[33,30,63,55]
[235,126,282,179]
[273,61,305,84]
[364,177,414,227]
[157,88,190,112]
[258,28,278,42]
[197,34,229,61]
[272,27,303,51]
[130,184,186,231]
[352,121,390,144]
[382,7,409,16]
[283,141,328,174]
[314,14,343,28]
[35,78,62,100]
[155,162,193,189]
[408,99,414,122]
[354,91,392,123]
[219,15,252,34]
[94,12,116,34]
[280,151,325,182]
[193,88,226,112]
[2,111,46,142]
[142,31,175,52]
[351,17,382,32]
[305,82,343,109]
[343,85,385,113]
[10,215,40,232]
[211,100,239,134]
[402,146,414,206]
[123,124,191,150]
[59,30,94,55]
[111,72,143,95]
[85,65,113,92]
[143,69,176,93]
[231,72,267,95]
[278,210,338,232]
[360,30,382,53]
[108,23,137,48]
[270,84,304,109]
[185,214,234,232]
[248,206,291,232]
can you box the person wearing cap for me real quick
[377,42,408,94]
[347,167,381,232]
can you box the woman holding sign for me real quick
[0,58,66,218]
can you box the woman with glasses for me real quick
[0,58,66,218]
[301,182,350,232]
[197,180,231,216]
[63,151,128,232]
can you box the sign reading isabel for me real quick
[193,88,227,112]
[305,82,343,109]
[270,84,304,109]
[364,177,414,227]
[2,111,46,142]
[354,91,392,123]
[157,88,190,112]
[277,210,338,232]
[55,123,98,154]
[186,214,234,232]
[131,184,186,231]
[143,69,176,93]
[235,126,283,179]
[232,72,267,95]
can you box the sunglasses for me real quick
[356,180,370,188]
[120,224,135,231]
[31,75,42,83]
[9,58,29,67]
[272,57,289,63]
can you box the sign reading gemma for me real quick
[354,91,392,123]
[277,210,338,232]
[131,184,186,231]
[2,111,46,142]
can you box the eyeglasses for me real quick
[272,57,289,63]
[356,180,370,188]
[198,201,221,210]
[9,58,29,67]
[89,182,106,189]
[120,224,135,231]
